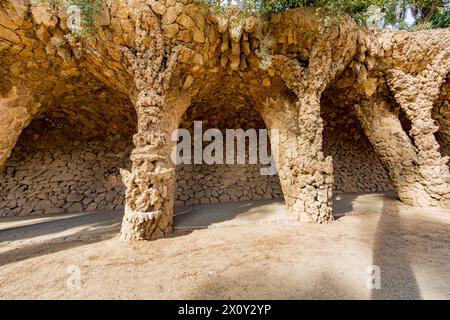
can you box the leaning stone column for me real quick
[355,94,450,208]
[257,16,357,222]
[354,96,428,205]
[261,59,334,223]
[0,86,39,170]
[387,65,450,208]
[271,94,333,223]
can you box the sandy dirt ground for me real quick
[0,193,449,300]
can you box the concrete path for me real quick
[0,192,420,245]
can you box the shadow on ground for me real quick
[1,191,449,300]
[0,192,384,245]
[371,198,422,299]
[370,195,450,299]
[0,211,123,244]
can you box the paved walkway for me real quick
[0,192,421,245]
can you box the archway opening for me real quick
[172,78,286,226]
[0,89,136,217]
[321,87,393,197]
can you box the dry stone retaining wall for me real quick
[0,134,132,217]
[174,135,393,206]
[174,164,283,205]
[324,134,393,194]
[0,120,392,216]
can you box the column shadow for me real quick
[371,198,422,299]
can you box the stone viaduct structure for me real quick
[0,0,449,241]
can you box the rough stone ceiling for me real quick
[24,88,136,142]
[1,1,448,123]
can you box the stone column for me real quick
[0,86,39,170]
[118,7,183,241]
[387,68,450,208]
[120,89,178,241]
[354,95,450,208]
[262,93,333,223]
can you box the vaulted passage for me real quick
[119,67,337,240]
[175,98,283,206]
[320,94,393,194]
[0,89,136,216]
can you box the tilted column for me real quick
[387,66,450,208]
[281,95,333,223]
[261,91,333,223]
[258,19,357,223]
[0,86,39,170]
[354,95,450,208]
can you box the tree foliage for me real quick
[201,0,450,29]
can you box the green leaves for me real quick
[198,0,450,29]
[431,4,450,28]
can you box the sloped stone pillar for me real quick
[120,89,178,241]
[387,67,450,208]
[262,93,333,223]
[354,95,450,208]
[0,86,39,170]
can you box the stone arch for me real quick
[174,79,284,208]
[320,89,393,195]
[0,86,137,217]
[186,69,334,224]
[177,71,336,223]
[119,60,337,240]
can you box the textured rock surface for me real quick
[0,138,130,216]
[0,1,448,240]
[0,122,392,217]
[0,98,135,217]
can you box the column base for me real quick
[285,188,334,224]
[120,207,173,241]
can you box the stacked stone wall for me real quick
[0,135,132,216]
[1,103,394,216]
